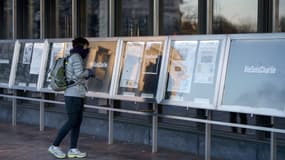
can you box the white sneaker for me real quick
[67,148,87,158]
[48,145,66,159]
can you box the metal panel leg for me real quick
[12,90,17,126]
[205,110,211,160]
[108,100,114,145]
[152,103,158,153]
[270,117,276,160]
[40,93,45,131]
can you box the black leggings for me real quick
[53,96,84,148]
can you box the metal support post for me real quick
[270,117,276,160]
[152,103,158,153]
[12,90,17,126]
[206,0,213,34]
[108,99,114,145]
[153,0,159,36]
[205,110,211,160]
[39,93,45,131]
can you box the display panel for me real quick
[116,40,164,100]
[42,42,72,90]
[86,41,117,95]
[14,42,45,90]
[0,42,15,87]
[162,38,224,107]
[220,38,285,116]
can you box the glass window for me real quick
[78,0,108,37]
[14,42,45,90]
[45,0,72,38]
[222,39,285,113]
[86,41,117,94]
[0,42,14,86]
[279,0,285,32]
[16,0,40,39]
[116,40,164,98]
[0,0,13,39]
[164,40,223,106]
[213,0,258,34]
[160,0,199,35]
[116,0,153,36]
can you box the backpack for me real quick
[49,56,70,91]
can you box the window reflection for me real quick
[86,41,117,93]
[116,0,152,36]
[0,42,14,84]
[279,0,285,32]
[160,0,198,35]
[45,0,72,38]
[15,42,44,89]
[213,0,258,34]
[118,41,163,98]
[78,0,108,37]
[0,0,12,39]
[17,0,40,39]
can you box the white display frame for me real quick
[0,40,17,89]
[111,36,168,103]
[39,38,120,99]
[11,39,48,91]
[217,33,285,117]
[157,35,227,110]
[85,37,120,99]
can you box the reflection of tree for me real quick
[139,43,162,93]
[181,21,198,34]
[179,1,198,34]
[213,15,254,34]
[280,17,285,32]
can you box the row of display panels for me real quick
[0,34,285,117]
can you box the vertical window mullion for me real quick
[198,0,207,34]
[258,0,273,33]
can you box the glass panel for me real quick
[16,0,40,39]
[86,41,117,93]
[222,39,285,112]
[213,0,258,34]
[45,0,72,38]
[117,0,152,36]
[164,40,222,105]
[78,0,108,37]
[117,41,164,98]
[14,42,45,90]
[160,0,198,35]
[43,42,72,89]
[0,42,14,85]
[279,0,285,32]
[0,0,13,39]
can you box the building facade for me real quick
[1,1,285,160]
[1,0,285,39]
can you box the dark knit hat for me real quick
[72,37,89,48]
